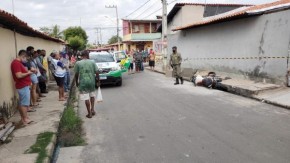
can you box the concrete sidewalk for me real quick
[146,64,290,109]
[0,82,65,163]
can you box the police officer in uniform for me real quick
[170,46,183,85]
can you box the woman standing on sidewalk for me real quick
[52,52,66,101]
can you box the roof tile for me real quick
[173,0,290,31]
[0,9,64,43]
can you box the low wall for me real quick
[167,9,290,85]
[0,27,64,118]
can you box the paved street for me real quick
[78,71,290,163]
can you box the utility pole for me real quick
[161,0,168,70]
[105,5,120,51]
[100,28,103,47]
[96,28,103,47]
[96,28,99,46]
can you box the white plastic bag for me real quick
[96,87,103,103]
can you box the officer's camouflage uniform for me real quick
[170,52,183,85]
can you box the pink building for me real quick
[122,19,162,52]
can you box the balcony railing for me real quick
[123,33,161,41]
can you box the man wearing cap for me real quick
[170,46,183,85]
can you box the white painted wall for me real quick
[0,27,64,117]
[167,9,290,85]
[168,6,205,35]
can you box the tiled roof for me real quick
[175,3,253,7]
[0,9,64,43]
[166,2,252,27]
[122,19,162,22]
[173,0,290,31]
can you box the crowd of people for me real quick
[10,47,71,126]
[127,49,156,74]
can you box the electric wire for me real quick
[124,0,152,18]
[141,0,179,19]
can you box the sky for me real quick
[0,0,278,44]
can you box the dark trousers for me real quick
[39,81,47,93]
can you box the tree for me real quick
[68,36,85,51]
[63,26,88,53]
[108,35,122,45]
[63,26,88,44]
[39,25,63,39]
[51,25,63,39]
[39,26,51,35]
[86,43,96,49]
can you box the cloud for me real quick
[0,0,277,44]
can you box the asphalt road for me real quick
[78,70,290,163]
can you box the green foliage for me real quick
[39,27,51,35]
[86,43,96,49]
[63,26,88,43]
[58,85,85,147]
[108,35,122,44]
[68,36,85,51]
[39,25,63,39]
[63,26,88,51]
[25,132,54,163]
[59,105,85,147]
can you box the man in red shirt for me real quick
[11,50,34,125]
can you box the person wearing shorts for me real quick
[52,52,66,101]
[27,46,40,107]
[75,50,99,118]
[11,50,34,125]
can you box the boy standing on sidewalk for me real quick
[11,50,34,125]
[75,51,99,118]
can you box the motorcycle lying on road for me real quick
[191,72,228,92]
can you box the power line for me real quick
[124,0,152,18]
[134,0,159,19]
[141,0,179,19]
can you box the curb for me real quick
[221,84,290,110]
[43,134,57,163]
[148,68,290,110]
[252,96,290,110]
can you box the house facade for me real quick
[122,19,162,52]
[160,3,252,35]
[169,0,290,85]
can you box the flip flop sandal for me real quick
[31,103,39,107]
[27,121,35,125]
[16,123,27,129]
[86,114,92,118]
[92,111,96,116]
[33,105,42,109]
[27,108,37,112]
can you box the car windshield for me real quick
[90,54,115,63]
[115,52,126,61]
